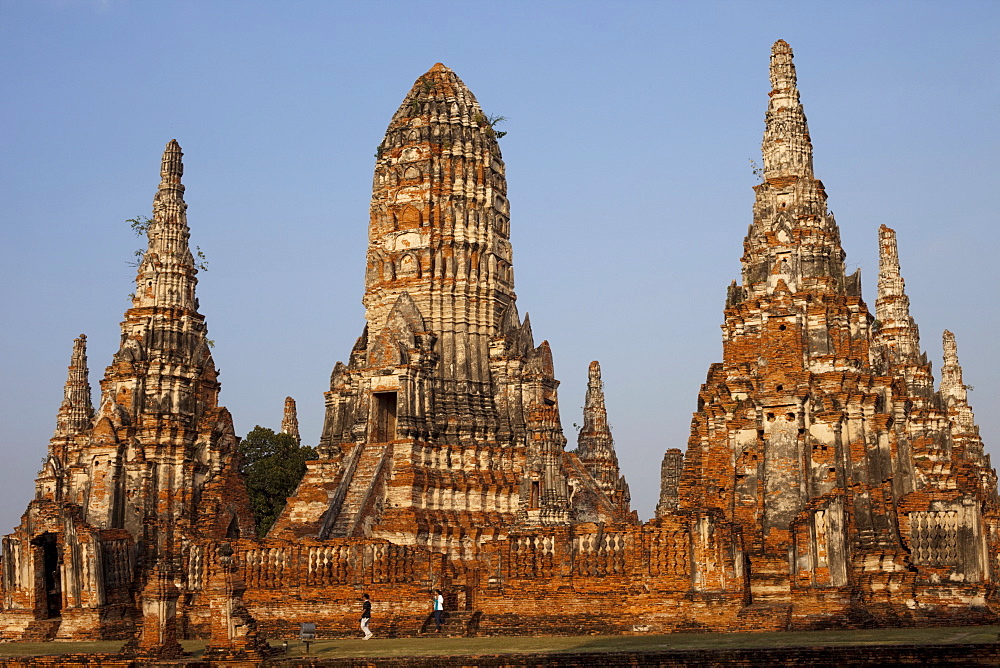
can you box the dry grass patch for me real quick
[0,626,996,660]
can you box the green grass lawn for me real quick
[0,626,997,659]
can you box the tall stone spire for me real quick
[874,225,921,364]
[940,330,975,433]
[2,141,254,643]
[576,361,630,514]
[664,39,1000,614]
[739,40,849,301]
[289,64,633,551]
[762,39,814,181]
[365,63,513,384]
[871,224,935,402]
[134,139,198,311]
[674,39,897,592]
[281,396,301,445]
[577,362,613,464]
[938,331,994,492]
[86,138,243,539]
[100,139,219,428]
[53,334,94,438]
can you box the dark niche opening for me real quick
[31,533,61,619]
[372,392,398,443]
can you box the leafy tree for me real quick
[238,426,316,537]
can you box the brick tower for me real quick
[0,141,254,643]
[271,64,634,554]
[281,396,301,445]
[576,361,633,520]
[659,40,999,622]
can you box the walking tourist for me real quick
[360,593,373,639]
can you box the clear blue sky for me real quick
[2,0,998,530]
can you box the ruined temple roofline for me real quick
[362,61,513,378]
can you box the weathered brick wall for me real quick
[232,514,998,639]
[236,537,446,639]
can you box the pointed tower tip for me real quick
[391,61,475,126]
[55,332,94,438]
[281,395,301,445]
[414,62,454,83]
[763,38,811,180]
[772,39,792,54]
[939,328,970,412]
[160,139,184,184]
[588,360,602,377]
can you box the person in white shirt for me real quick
[432,589,444,632]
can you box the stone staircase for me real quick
[326,442,389,537]
[20,618,61,641]
[419,610,482,637]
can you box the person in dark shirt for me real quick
[360,593,373,639]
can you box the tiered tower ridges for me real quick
[873,225,921,364]
[872,224,934,401]
[272,64,634,555]
[661,40,999,620]
[761,40,814,182]
[740,40,853,306]
[53,334,95,439]
[0,142,254,644]
[35,335,97,508]
[281,396,301,444]
[93,139,251,542]
[364,62,514,348]
[576,361,633,518]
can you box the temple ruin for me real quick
[1,41,996,648]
